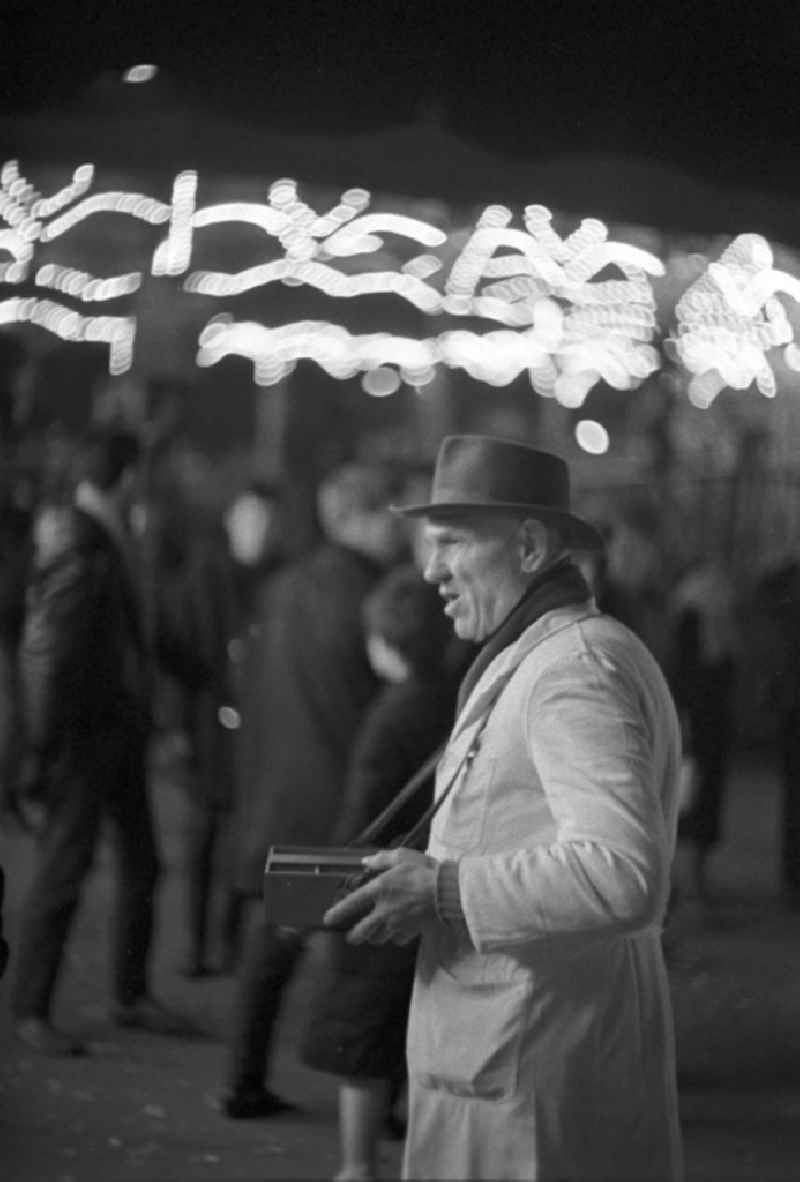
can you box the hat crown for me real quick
[431,435,571,512]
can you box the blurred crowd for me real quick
[1,416,800,1180]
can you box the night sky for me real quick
[1,0,799,196]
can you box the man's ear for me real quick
[518,518,549,574]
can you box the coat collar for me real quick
[451,600,597,737]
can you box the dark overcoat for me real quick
[234,542,383,895]
[156,533,240,812]
[20,506,151,761]
[301,673,457,1081]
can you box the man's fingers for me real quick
[323,879,378,929]
[344,913,391,945]
[362,849,401,871]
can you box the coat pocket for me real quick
[407,956,530,1101]
[430,755,495,854]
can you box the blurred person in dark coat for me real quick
[669,558,739,901]
[216,480,289,971]
[755,560,800,908]
[0,864,8,980]
[222,461,408,1119]
[154,507,242,978]
[0,486,33,827]
[9,427,188,1056]
[301,564,458,1182]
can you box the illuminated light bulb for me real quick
[575,419,610,455]
[123,64,158,83]
[564,219,608,256]
[8,178,31,201]
[784,343,800,371]
[447,228,566,295]
[341,188,370,212]
[477,205,513,229]
[362,367,400,397]
[481,257,536,281]
[41,192,170,241]
[554,372,595,408]
[523,206,567,259]
[400,365,437,388]
[469,296,534,327]
[564,243,664,286]
[529,360,558,396]
[523,205,551,225]
[674,232,800,401]
[30,164,95,219]
[402,254,443,280]
[531,298,564,349]
[482,277,537,304]
[324,213,446,260]
[0,295,135,373]
[755,366,776,398]
[191,201,285,235]
[152,170,197,277]
[0,261,24,282]
[218,706,241,730]
[268,179,297,206]
[0,228,27,260]
[687,373,722,408]
[1,160,19,187]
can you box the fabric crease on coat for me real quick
[403,602,684,1182]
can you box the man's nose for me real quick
[423,548,444,584]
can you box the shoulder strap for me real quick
[351,741,446,847]
[350,678,498,850]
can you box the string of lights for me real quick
[1,160,799,416]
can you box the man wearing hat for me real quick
[325,436,683,1181]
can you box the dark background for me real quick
[1,0,798,198]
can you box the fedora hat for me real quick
[395,435,603,552]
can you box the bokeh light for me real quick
[361,366,401,397]
[123,64,158,84]
[575,419,610,454]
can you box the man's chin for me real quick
[452,618,476,642]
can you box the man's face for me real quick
[422,515,528,642]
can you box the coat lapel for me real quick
[451,603,597,738]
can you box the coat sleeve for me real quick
[457,650,675,953]
[19,552,96,754]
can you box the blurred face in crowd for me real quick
[366,632,410,684]
[226,493,280,566]
[422,513,547,642]
[358,506,408,566]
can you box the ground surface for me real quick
[1,747,799,1181]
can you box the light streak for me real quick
[40,192,171,241]
[0,296,136,373]
[35,263,142,302]
[4,158,798,405]
[672,233,800,403]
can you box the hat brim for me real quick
[392,499,604,552]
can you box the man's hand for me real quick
[323,848,439,946]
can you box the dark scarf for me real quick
[456,557,591,714]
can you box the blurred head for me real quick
[225,482,282,567]
[364,563,453,682]
[75,426,141,505]
[421,509,567,642]
[317,463,407,565]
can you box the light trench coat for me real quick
[404,602,684,1182]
